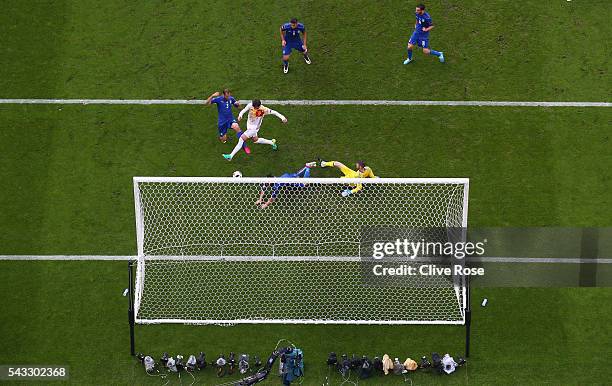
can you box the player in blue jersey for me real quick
[280,18,311,74]
[404,4,445,64]
[256,162,316,208]
[205,89,250,154]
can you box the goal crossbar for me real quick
[134,176,469,185]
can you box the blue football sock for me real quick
[295,167,309,178]
[283,60,288,66]
[407,49,413,60]
[429,49,441,57]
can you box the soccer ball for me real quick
[232,171,243,178]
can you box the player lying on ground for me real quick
[205,89,250,154]
[319,159,377,196]
[404,3,445,64]
[280,17,311,74]
[223,100,287,161]
[255,162,317,208]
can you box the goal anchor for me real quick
[464,273,472,358]
[128,260,136,356]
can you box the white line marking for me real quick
[0,99,609,107]
[468,257,612,264]
[0,255,132,261]
[0,255,610,263]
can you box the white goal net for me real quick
[133,177,469,325]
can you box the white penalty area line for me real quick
[0,255,611,264]
[0,99,610,107]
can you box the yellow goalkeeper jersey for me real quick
[338,165,376,193]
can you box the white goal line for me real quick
[135,318,465,325]
[0,99,610,107]
[1,255,610,264]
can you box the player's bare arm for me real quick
[280,27,286,46]
[302,31,307,50]
[260,197,274,209]
[205,91,220,105]
[255,190,265,206]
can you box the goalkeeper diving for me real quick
[256,162,316,208]
[319,159,377,196]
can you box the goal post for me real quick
[130,176,469,330]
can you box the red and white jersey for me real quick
[239,103,286,131]
[246,104,271,130]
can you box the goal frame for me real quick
[128,176,471,356]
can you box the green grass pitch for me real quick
[0,0,611,385]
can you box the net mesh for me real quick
[133,177,468,324]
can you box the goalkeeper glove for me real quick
[341,189,352,197]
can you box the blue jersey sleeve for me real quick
[230,96,238,106]
[281,23,291,31]
[211,96,222,105]
[271,183,281,199]
[298,23,306,33]
[423,16,432,28]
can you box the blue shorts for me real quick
[282,41,305,56]
[409,32,429,48]
[217,119,237,136]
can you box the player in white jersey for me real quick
[223,99,287,161]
